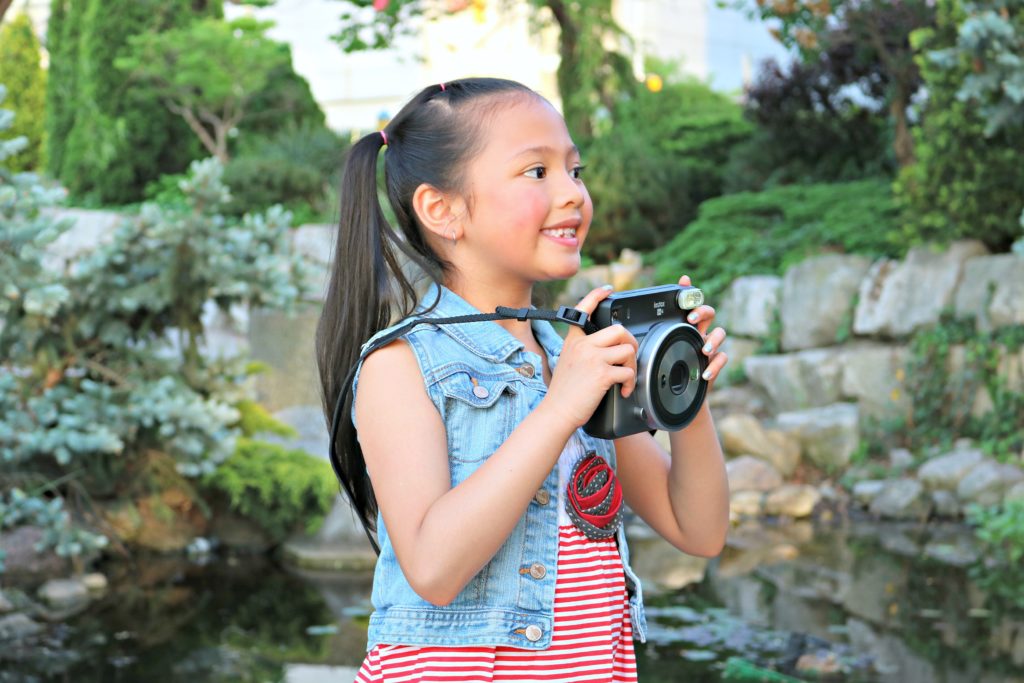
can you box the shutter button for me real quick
[529,563,546,580]
[524,625,543,642]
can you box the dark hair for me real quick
[315,77,537,538]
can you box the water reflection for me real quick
[2,521,1023,682]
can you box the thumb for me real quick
[568,285,613,335]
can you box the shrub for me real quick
[222,155,324,217]
[650,178,902,300]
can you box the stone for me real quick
[839,342,912,419]
[988,254,1024,328]
[263,404,330,461]
[852,480,885,506]
[134,492,209,552]
[889,448,914,471]
[730,490,764,517]
[37,578,89,611]
[931,490,961,518]
[727,455,783,492]
[869,479,929,520]
[957,461,1024,506]
[923,536,980,567]
[98,498,144,543]
[780,254,872,351]
[280,495,378,572]
[707,384,768,418]
[627,534,709,593]
[40,207,122,272]
[717,275,781,338]
[0,591,13,614]
[717,337,761,387]
[0,613,43,642]
[249,306,324,411]
[744,348,844,413]
[775,403,860,471]
[796,652,842,676]
[0,526,70,580]
[853,240,989,338]
[81,573,109,594]
[209,507,275,552]
[292,223,335,300]
[917,447,985,491]
[954,253,1022,332]
[718,413,801,476]
[1005,481,1024,504]
[763,484,821,517]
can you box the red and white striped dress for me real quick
[354,440,638,682]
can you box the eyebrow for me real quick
[509,144,580,161]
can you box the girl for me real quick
[316,77,730,682]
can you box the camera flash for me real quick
[677,288,704,311]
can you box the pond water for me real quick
[3,518,1023,683]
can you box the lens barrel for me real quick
[634,322,708,431]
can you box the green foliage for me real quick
[650,179,903,301]
[0,14,47,172]
[222,155,324,217]
[863,312,1024,460]
[237,399,296,439]
[116,17,293,162]
[722,657,804,682]
[967,499,1024,610]
[582,72,752,261]
[0,488,108,573]
[202,438,337,539]
[896,0,1024,252]
[48,0,217,204]
[931,0,1024,135]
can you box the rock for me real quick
[292,223,335,300]
[37,578,89,611]
[249,308,324,411]
[957,460,1024,506]
[40,207,122,272]
[610,249,644,290]
[627,534,709,593]
[839,342,912,419]
[718,413,801,476]
[744,348,844,412]
[279,495,378,572]
[775,403,860,471]
[763,485,821,517]
[923,536,980,567]
[1005,481,1024,504]
[931,490,961,518]
[854,240,989,338]
[98,498,144,543]
[0,613,43,642]
[209,507,275,552]
[780,254,872,351]
[889,448,914,471]
[869,479,929,520]
[988,254,1024,328]
[716,337,761,387]
[796,651,842,676]
[707,384,768,418]
[262,405,330,460]
[727,455,784,492]
[134,492,209,552]
[730,490,764,517]
[718,275,781,338]
[0,526,70,581]
[917,446,985,491]
[82,573,109,594]
[955,253,1023,332]
[852,480,885,506]
[0,591,13,614]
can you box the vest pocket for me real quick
[438,372,519,466]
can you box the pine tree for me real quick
[0,13,47,172]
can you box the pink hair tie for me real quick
[439,82,446,91]
[380,131,388,146]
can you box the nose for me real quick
[555,167,585,209]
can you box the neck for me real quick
[444,273,536,339]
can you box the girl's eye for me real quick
[525,166,546,179]
[572,165,586,179]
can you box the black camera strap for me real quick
[329,305,597,555]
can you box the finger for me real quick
[588,323,639,352]
[608,366,636,395]
[600,342,637,367]
[702,352,728,383]
[678,274,691,287]
[687,305,716,334]
[701,328,727,357]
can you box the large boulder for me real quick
[957,460,1024,506]
[718,413,801,476]
[717,275,781,339]
[775,403,860,471]
[853,241,989,338]
[987,254,1024,328]
[764,484,821,517]
[869,479,930,520]
[954,253,1023,332]
[917,445,985,491]
[726,455,784,492]
[839,343,912,419]
[744,348,845,413]
[780,254,872,351]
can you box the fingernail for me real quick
[602,284,613,290]
[702,369,712,380]
[703,343,713,354]
[688,313,698,322]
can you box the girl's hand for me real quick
[542,285,639,430]
[679,274,728,389]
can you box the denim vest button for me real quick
[472,385,489,399]
[529,563,546,580]
[516,363,536,378]
[533,489,550,505]
[524,624,543,642]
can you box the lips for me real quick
[541,218,582,240]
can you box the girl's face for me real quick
[454,95,593,289]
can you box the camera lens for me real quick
[668,361,689,395]
[635,322,708,432]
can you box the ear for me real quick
[412,183,465,243]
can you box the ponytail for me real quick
[316,78,538,538]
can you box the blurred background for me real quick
[1,0,1022,681]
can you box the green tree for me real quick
[330,0,635,139]
[895,0,1024,251]
[117,17,290,162]
[0,13,46,172]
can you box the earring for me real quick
[444,219,457,247]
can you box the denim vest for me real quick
[351,284,647,651]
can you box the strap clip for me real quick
[556,306,588,329]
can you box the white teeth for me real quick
[543,228,577,239]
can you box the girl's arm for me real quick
[355,286,637,606]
